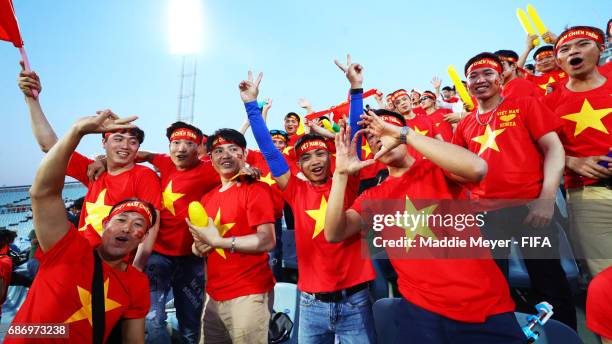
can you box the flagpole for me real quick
[18,46,39,98]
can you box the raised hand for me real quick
[297,98,312,109]
[239,70,263,103]
[526,34,538,51]
[542,31,558,44]
[334,53,363,89]
[73,110,138,136]
[262,98,273,113]
[17,61,42,98]
[431,76,442,89]
[334,121,374,175]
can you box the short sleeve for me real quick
[122,269,151,319]
[39,225,89,266]
[246,182,276,227]
[66,152,94,185]
[350,189,371,215]
[522,98,560,141]
[281,174,302,203]
[135,168,162,210]
[150,154,174,175]
[451,117,469,148]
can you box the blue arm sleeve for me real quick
[244,101,289,177]
[349,89,364,159]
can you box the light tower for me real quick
[168,0,203,124]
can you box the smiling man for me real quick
[5,112,153,344]
[451,52,576,329]
[544,26,612,278]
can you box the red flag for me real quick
[0,0,23,47]
[305,89,379,122]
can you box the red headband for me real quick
[466,58,503,76]
[391,90,409,102]
[421,91,436,101]
[379,114,404,128]
[107,200,153,230]
[211,136,241,149]
[555,28,604,53]
[170,128,201,144]
[271,134,288,143]
[498,55,518,63]
[535,50,554,61]
[103,129,136,140]
[201,136,208,145]
[296,139,328,157]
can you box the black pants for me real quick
[481,205,576,330]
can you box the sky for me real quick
[1,0,610,186]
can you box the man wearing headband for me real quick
[543,26,612,279]
[385,93,396,111]
[240,70,377,343]
[419,90,454,141]
[16,72,162,272]
[494,49,540,99]
[325,61,528,342]
[409,89,427,115]
[453,52,576,329]
[187,128,276,344]
[5,113,155,343]
[517,34,568,95]
[391,89,438,139]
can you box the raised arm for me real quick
[239,71,291,189]
[518,34,538,68]
[17,64,58,153]
[30,112,137,251]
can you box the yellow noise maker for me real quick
[447,65,474,111]
[516,8,540,46]
[526,4,551,42]
[188,201,209,227]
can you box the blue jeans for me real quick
[393,298,525,344]
[145,252,205,344]
[298,288,376,344]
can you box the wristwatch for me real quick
[230,236,236,253]
[399,126,409,144]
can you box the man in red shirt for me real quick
[544,25,612,277]
[518,37,568,95]
[240,70,377,343]
[452,52,576,329]
[391,89,439,139]
[188,128,276,344]
[494,50,540,99]
[419,90,454,141]
[17,72,162,271]
[586,266,612,343]
[324,105,525,342]
[0,229,15,322]
[5,112,152,344]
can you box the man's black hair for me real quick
[0,229,17,247]
[284,112,301,122]
[464,52,502,75]
[494,50,519,62]
[441,86,453,92]
[101,127,145,144]
[533,45,554,59]
[165,121,203,141]
[206,128,247,153]
[371,109,407,126]
[109,198,157,228]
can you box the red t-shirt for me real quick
[66,152,162,247]
[502,76,541,99]
[426,108,454,141]
[151,154,220,256]
[586,266,612,339]
[443,97,459,104]
[544,77,612,188]
[452,97,558,199]
[598,61,612,78]
[200,181,276,301]
[0,249,12,316]
[350,159,515,322]
[525,69,568,95]
[358,140,387,180]
[412,106,427,116]
[6,226,150,344]
[282,174,375,293]
[246,150,285,219]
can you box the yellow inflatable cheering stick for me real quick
[447,65,474,111]
[526,4,552,43]
[516,8,540,46]
[188,201,209,227]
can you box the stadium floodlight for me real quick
[168,0,203,55]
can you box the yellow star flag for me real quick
[471,125,506,156]
[561,99,611,136]
[305,196,327,239]
[64,279,121,325]
[259,172,277,186]
[79,189,113,235]
[413,126,429,136]
[213,209,235,259]
[162,181,185,216]
[538,76,556,90]
[397,197,438,253]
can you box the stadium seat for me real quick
[514,312,583,344]
[273,282,299,343]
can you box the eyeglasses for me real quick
[419,97,433,103]
[270,129,287,136]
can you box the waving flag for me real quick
[0,0,23,47]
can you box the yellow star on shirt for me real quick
[162,181,185,216]
[471,125,506,156]
[283,146,293,155]
[305,196,327,239]
[561,99,611,136]
[413,126,429,136]
[362,140,372,158]
[64,279,121,326]
[213,209,235,259]
[79,189,113,236]
[259,172,277,186]
[398,197,438,252]
[538,76,556,90]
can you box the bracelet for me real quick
[230,236,236,253]
[399,126,409,144]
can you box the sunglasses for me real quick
[419,96,433,102]
[270,129,287,136]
